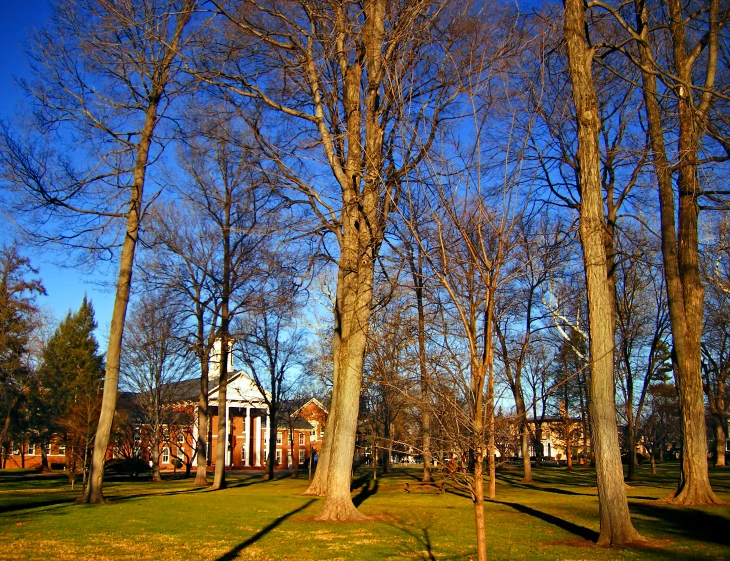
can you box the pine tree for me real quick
[35,297,104,483]
[0,245,44,459]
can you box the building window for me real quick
[298,433,305,446]
[299,450,305,464]
[320,429,324,438]
[276,432,282,445]
[59,445,66,456]
[241,445,246,462]
[12,442,19,455]
[28,443,35,455]
[275,449,282,465]
[45,443,51,455]
[162,448,170,464]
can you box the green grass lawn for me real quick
[1,463,729,560]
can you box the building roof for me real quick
[277,417,314,431]
[295,397,329,416]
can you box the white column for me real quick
[254,414,261,466]
[245,407,251,467]
[264,406,270,467]
[224,403,230,467]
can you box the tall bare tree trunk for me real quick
[82,4,193,503]
[194,360,209,485]
[713,418,727,468]
[564,0,644,545]
[315,253,374,521]
[212,192,233,490]
[267,404,278,481]
[304,291,342,497]
[313,0,387,521]
[413,252,434,483]
[212,343,229,490]
[488,351,496,500]
[473,454,488,561]
[83,182,143,504]
[633,0,722,505]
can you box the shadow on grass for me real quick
[217,476,268,490]
[631,502,730,547]
[352,478,379,508]
[214,499,316,561]
[496,500,599,542]
[395,524,437,561]
[0,495,78,515]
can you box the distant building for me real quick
[1,340,328,473]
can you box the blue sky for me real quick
[0,1,114,341]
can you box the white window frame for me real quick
[298,432,305,446]
[161,447,170,464]
[45,443,51,455]
[59,444,66,456]
[28,443,36,455]
[275,449,282,465]
[12,442,19,455]
[299,449,305,464]
[276,432,282,445]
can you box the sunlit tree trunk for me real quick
[82,1,194,504]
[564,0,644,544]
[633,0,722,505]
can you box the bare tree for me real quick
[592,0,728,506]
[235,255,306,482]
[172,110,274,491]
[701,216,730,467]
[495,216,563,482]
[205,0,465,520]
[564,0,644,544]
[614,228,671,479]
[121,292,193,482]
[144,201,223,485]
[0,0,199,503]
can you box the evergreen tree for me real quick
[35,297,104,482]
[0,245,44,460]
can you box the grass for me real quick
[1,463,729,560]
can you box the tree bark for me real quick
[412,245,433,483]
[83,189,142,504]
[82,3,193,504]
[473,454,488,561]
[314,0,387,521]
[713,419,726,467]
[564,0,644,545]
[194,361,209,486]
[633,0,722,505]
[303,289,342,497]
[212,225,232,491]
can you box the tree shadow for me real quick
[0,495,78,515]
[496,500,599,542]
[630,502,730,547]
[352,478,379,507]
[395,524,438,561]
[391,521,474,561]
[214,499,316,561]
[217,476,268,490]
